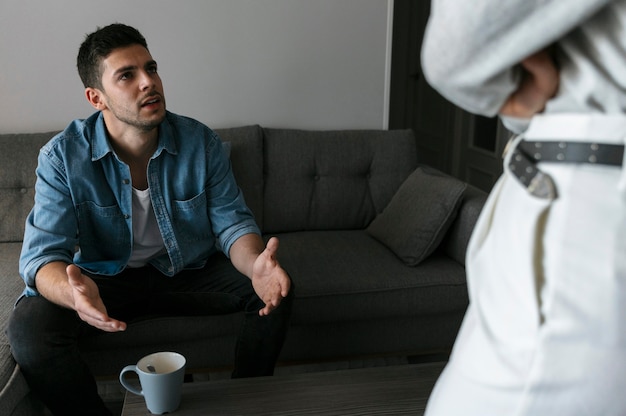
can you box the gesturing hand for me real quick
[499,49,559,118]
[251,237,291,316]
[67,264,126,332]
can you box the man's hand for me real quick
[66,264,126,332]
[499,49,560,118]
[251,237,291,316]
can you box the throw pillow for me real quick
[367,167,467,266]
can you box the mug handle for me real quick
[119,365,144,396]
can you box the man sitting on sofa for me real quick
[7,23,293,416]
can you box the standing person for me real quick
[421,1,626,414]
[7,23,293,416]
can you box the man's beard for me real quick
[121,113,164,132]
[106,95,166,132]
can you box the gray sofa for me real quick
[0,125,486,415]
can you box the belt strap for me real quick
[508,140,625,200]
[518,141,624,165]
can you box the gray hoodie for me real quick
[421,0,626,131]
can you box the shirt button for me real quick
[124,214,130,219]
[122,179,130,185]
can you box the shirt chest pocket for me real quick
[76,201,129,257]
[172,190,212,242]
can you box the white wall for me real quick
[0,0,393,134]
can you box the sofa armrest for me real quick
[441,184,488,266]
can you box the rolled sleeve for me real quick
[218,221,261,259]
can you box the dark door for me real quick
[389,0,508,192]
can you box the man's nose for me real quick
[139,70,155,90]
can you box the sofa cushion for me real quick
[0,344,36,416]
[213,125,264,230]
[272,230,469,324]
[0,132,57,242]
[366,167,467,266]
[262,128,417,233]
[0,243,24,337]
[0,242,33,415]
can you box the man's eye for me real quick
[148,66,158,74]
[119,72,131,81]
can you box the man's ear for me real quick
[85,87,107,111]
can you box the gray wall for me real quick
[0,0,393,133]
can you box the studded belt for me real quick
[508,140,625,199]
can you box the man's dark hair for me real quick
[77,23,149,89]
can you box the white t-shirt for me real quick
[127,187,166,268]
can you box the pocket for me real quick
[543,163,626,347]
[172,190,212,242]
[76,201,129,260]
[467,173,553,343]
[76,201,127,244]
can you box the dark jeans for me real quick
[7,254,293,416]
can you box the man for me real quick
[421,1,626,415]
[7,23,293,415]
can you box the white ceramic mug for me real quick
[119,351,186,414]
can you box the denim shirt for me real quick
[19,111,260,297]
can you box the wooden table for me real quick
[122,362,445,415]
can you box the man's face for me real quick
[92,44,166,133]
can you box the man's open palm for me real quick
[251,237,291,316]
[66,264,126,332]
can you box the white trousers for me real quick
[425,114,626,416]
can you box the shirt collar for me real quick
[88,111,178,161]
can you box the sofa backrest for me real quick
[0,126,419,241]
[0,132,57,243]
[261,128,417,233]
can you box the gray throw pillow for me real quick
[367,167,467,266]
